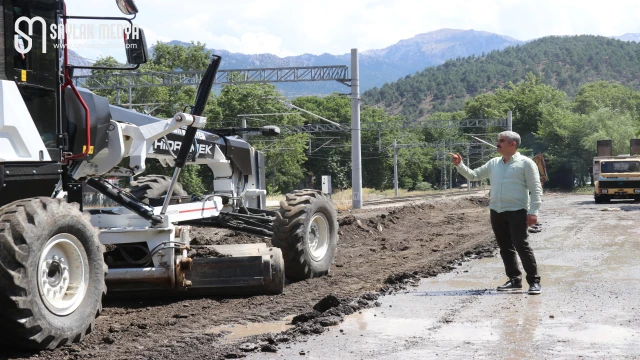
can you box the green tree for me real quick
[573,81,640,117]
[216,83,309,193]
[150,41,210,71]
[537,106,639,186]
[90,43,220,193]
[87,56,122,104]
[581,109,638,157]
[263,134,309,194]
[465,73,568,140]
[292,95,352,190]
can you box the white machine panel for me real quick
[0,80,51,162]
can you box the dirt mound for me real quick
[190,247,232,258]
[338,215,357,226]
[190,228,272,246]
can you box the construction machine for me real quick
[592,139,640,203]
[533,153,549,186]
[0,0,338,350]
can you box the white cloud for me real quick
[63,0,640,61]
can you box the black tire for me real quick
[272,190,338,281]
[129,175,187,202]
[0,198,106,350]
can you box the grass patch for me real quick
[572,186,594,195]
[328,188,436,211]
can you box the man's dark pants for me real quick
[490,209,540,285]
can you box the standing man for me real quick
[450,131,543,295]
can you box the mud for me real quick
[4,196,495,360]
[190,228,271,246]
[190,247,232,258]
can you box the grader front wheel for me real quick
[272,190,338,281]
[0,198,106,350]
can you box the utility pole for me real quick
[351,48,362,209]
[507,111,512,131]
[116,88,121,106]
[441,141,446,190]
[128,86,132,110]
[481,144,485,193]
[466,143,471,193]
[241,117,247,141]
[377,123,382,153]
[393,139,398,197]
[449,122,453,189]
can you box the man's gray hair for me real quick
[498,131,521,147]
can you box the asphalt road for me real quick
[252,194,640,359]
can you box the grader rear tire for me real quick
[272,190,338,281]
[0,198,106,350]
[129,175,188,203]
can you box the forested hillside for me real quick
[363,36,640,120]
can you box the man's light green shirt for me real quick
[455,152,543,216]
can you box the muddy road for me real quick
[5,195,496,360]
[8,193,635,359]
[251,194,640,359]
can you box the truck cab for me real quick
[592,139,640,203]
[593,156,640,203]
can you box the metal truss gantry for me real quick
[73,65,351,90]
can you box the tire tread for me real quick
[0,198,106,350]
[272,189,338,281]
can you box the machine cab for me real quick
[4,0,61,153]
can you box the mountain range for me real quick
[70,29,640,94]
[167,29,523,95]
[612,33,640,42]
[363,34,640,120]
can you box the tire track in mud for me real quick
[428,288,492,331]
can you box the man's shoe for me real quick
[497,279,522,291]
[528,282,541,295]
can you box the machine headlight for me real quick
[601,189,608,194]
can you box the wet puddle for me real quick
[537,323,639,344]
[205,316,294,340]
[430,321,499,341]
[339,310,436,336]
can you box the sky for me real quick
[64,0,640,61]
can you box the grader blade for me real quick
[181,244,284,295]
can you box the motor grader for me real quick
[0,0,338,350]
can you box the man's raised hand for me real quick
[449,153,462,166]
